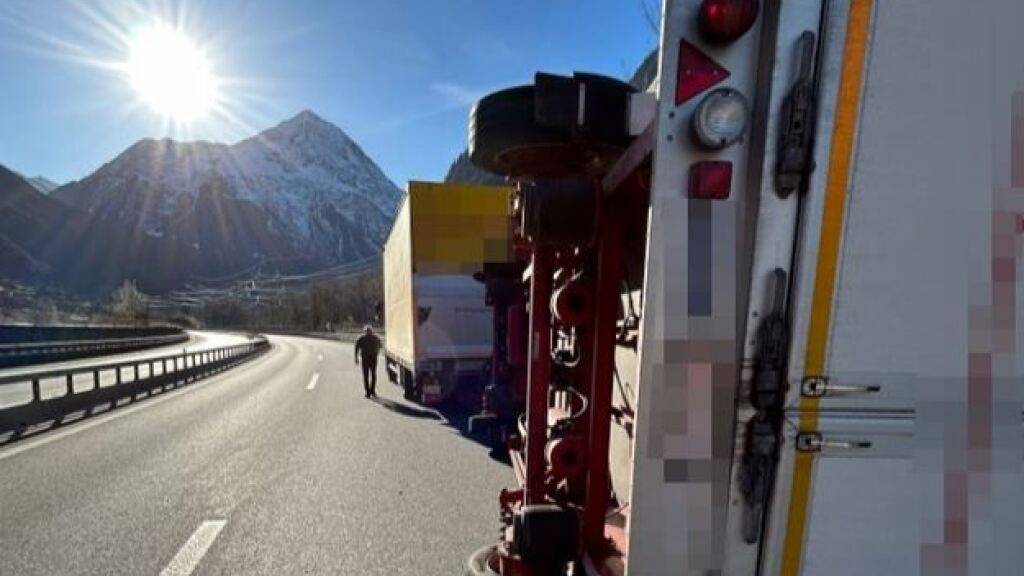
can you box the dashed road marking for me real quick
[306,373,320,391]
[160,520,226,576]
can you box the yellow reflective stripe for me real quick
[779,1,873,575]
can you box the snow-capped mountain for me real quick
[26,176,60,195]
[51,110,403,292]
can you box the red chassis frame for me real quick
[493,127,654,576]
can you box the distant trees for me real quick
[259,292,311,330]
[110,280,149,325]
[30,298,60,325]
[308,273,381,331]
[191,270,380,330]
[192,271,382,333]
[199,297,249,327]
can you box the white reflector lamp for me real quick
[692,87,749,149]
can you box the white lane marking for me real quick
[160,520,227,576]
[317,353,324,362]
[306,373,320,391]
[0,342,283,462]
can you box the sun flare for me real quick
[126,23,219,122]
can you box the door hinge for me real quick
[739,413,779,544]
[775,31,820,198]
[750,268,790,411]
[739,268,791,545]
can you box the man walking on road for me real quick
[354,326,382,398]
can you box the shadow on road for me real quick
[437,400,512,466]
[377,392,512,466]
[370,396,442,420]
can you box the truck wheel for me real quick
[465,544,501,576]
[401,368,416,400]
[469,86,568,177]
[468,76,635,178]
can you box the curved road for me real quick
[0,334,509,575]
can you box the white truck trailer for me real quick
[382,181,512,405]
[460,0,1024,574]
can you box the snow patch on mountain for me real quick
[52,110,404,281]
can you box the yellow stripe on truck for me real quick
[779,1,873,575]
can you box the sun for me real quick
[126,23,220,122]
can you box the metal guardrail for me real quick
[0,336,270,434]
[0,332,190,368]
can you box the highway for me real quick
[0,334,509,575]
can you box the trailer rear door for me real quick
[758,1,1024,574]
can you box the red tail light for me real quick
[699,0,760,45]
[689,161,733,200]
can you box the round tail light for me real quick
[699,0,760,45]
[692,87,749,149]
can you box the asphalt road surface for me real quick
[0,334,509,575]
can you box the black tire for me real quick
[468,414,502,449]
[386,358,398,384]
[469,85,570,177]
[465,544,502,576]
[401,368,416,400]
[468,76,635,178]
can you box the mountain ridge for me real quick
[9,110,404,295]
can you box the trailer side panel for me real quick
[384,198,415,368]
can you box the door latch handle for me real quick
[801,376,880,398]
[796,432,872,453]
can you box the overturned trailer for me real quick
[460,0,1024,575]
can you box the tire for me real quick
[401,368,416,400]
[386,358,398,384]
[468,414,502,450]
[468,76,635,178]
[465,544,502,576]
[469,85,570,177]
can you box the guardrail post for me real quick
[133,364,139,382]
[116,367,122,385]
[66,373,73,396]
[31,378,40,402]
[93,369,100,390]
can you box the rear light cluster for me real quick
[699,0,760,45]
[683,0,760,200]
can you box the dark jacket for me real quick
[354,333,382,363]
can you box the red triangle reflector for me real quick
[675,39,730,105]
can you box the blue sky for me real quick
[0,0,656,187]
